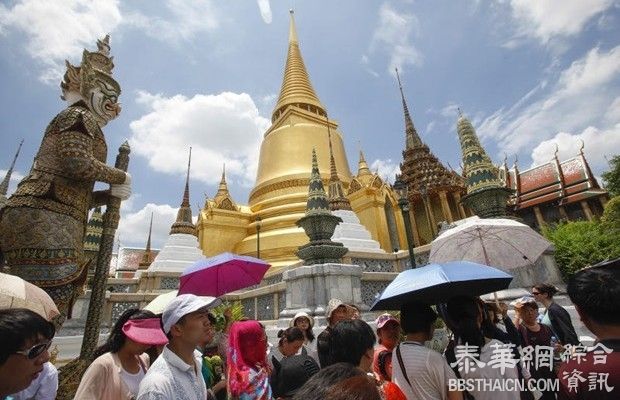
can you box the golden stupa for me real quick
[197,11,406,274]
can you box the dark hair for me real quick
[293,316,315,343]
[377,350,393,382]
[568,261,620,325]
[533,283,558,298]
[278,326,304,346]
[272,354,320,398]
[292,362,365,400]
[485,302,501,324]
[328,319,376,367]
[0,308,55,364]
[400,302,437,334]
[446,296,485,354]
[325,375,381,400]
[93,308,156,359]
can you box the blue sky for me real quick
[1,0,619,249]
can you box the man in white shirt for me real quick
[392,302,462,400]
[137,294,220,400]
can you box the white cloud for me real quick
[530,124,620,172]
[129,90,270,188]
[124,0,219,44]
[506,0,614,45]
[477,45,620,156]
[370,158,401,184]
[605,97,620,122]
[0,169,24,197]
[364,2,422,76]
[0,0,122,84]
[440,103,460,119]
[256,0,272,24]
[117,203,179,249]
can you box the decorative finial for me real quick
[554,143,559,160]
[457,107,463,117]
[579,139,585,155]
[503,153,508,166]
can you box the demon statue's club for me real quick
[0,35,131,326]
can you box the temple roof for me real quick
[213,165,238,211]
[396,76,464,195]
[348,149,385,194]
[170,148,196,235]
[503,150,607,210]
[272,10,326,122]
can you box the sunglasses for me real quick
[14,340,52,359]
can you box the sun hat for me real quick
[510,296,537,308]
[375,313,399,329]
[162,293,220,334]
[289,311,314,328]
[325,298,349,320]
[122,318,168,346]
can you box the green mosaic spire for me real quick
[84,206,103,253]
[457,114,502,195]
[306,148,331,216]
[456,113,512,218]
[296,148,348,265]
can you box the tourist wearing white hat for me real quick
[316,299,352,368]
[290,311,318,362]
[137,294,220,400]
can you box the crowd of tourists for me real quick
[0,261,618,400]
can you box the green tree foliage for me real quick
[602,155,620,197]
[543,198,620,278]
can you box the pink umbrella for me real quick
[178,252,271,297]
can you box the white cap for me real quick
[162,293,221,334]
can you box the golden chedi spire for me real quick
[272,10,326,122]
[170,147,196,235]
[240,10,352,270]
[357,149,372,177]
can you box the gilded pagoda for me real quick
[196,11,405,273]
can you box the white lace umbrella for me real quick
[0,272,60,320]
[429,217,552,271]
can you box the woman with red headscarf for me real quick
[227,320,273,400]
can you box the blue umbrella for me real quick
[370,261,513,310]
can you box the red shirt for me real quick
[558,340,620,400]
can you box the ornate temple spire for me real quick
[357,149,372,176]
[456,113,511,217]
[214,164,229,201]
[296,148,347,265]
[0,139,23,198]
[213,164,237,211]
[306,148,331,216]
[170,147,196,235]
[139,212,154,269]
[395,69,422,149]
[272,10,325,122]
[456,114,502,195]
[326,117,352,211]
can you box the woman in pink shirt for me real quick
[75,309,168,400]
